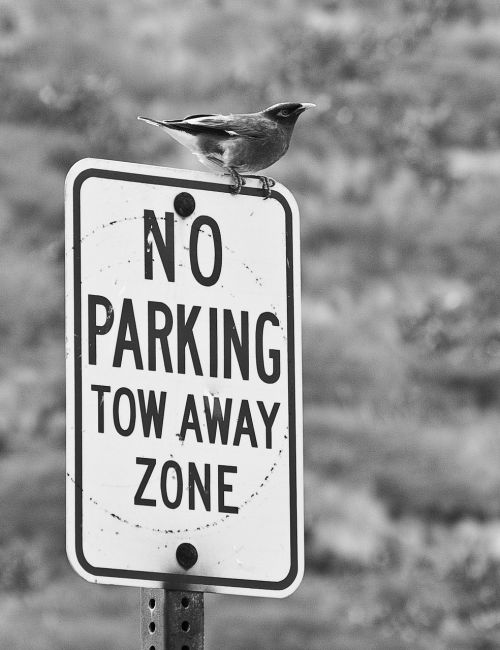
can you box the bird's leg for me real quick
[244,175,276,199]
[228,167,245,194]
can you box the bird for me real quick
[137,102,315,198]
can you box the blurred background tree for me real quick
[1,0,500,647]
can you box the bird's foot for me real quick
[228,168,245,194]
[244,175,276,199]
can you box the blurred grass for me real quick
[2,0,500,647]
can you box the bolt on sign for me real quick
[65,159,303,598]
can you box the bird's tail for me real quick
[137,116,164,128]
[139,116,228,139]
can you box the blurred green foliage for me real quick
[1,0,500,647]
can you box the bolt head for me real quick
[174,192,195,218]
[176,542,198,570]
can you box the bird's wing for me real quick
[183,113,217,120]
[167,113,271,139]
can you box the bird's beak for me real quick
[298,103,316,113]
[137,116,164,128]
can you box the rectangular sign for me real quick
[65,158,303,597]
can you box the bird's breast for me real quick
[221,131,289,173]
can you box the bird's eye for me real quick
[279,108,291,117]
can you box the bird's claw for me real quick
[228,171,275,198]
[228,168,245,194]
[260,176,275,200]
[243,175,276,199]
[230,180,244,194]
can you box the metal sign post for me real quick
[141,588,204,650]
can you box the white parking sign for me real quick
[65,159,303,597]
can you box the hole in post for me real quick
[150,646,156,650]
[182,646,189,650]
[181,596,190,608]
[149,622,156,633]
[181,620,190,632]
[149,598,156,610]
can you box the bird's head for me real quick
[262,102,316,127]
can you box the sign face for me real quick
[65,158,303,598]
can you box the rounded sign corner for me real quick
[64,160,103,205]
[65,157,97,183]
[276,557,305,599]
[270,183,299,220]
[66,541,99,585]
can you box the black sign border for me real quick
[71,167,299,592]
